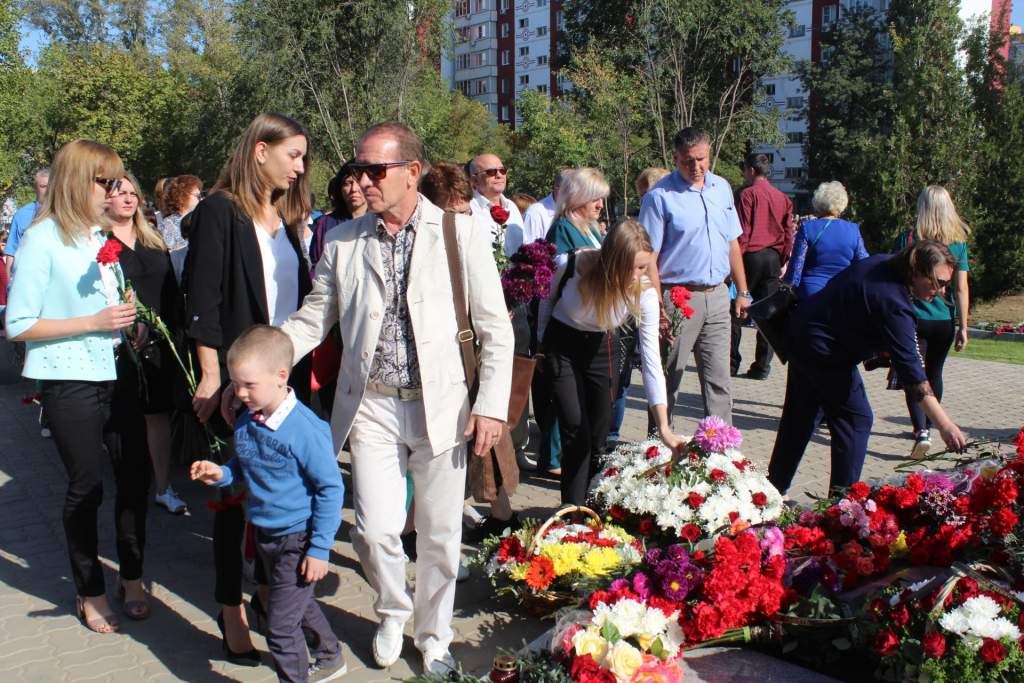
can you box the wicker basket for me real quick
[521,505,602,617]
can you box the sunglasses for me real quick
[348,161,412,182]
[475,167,507,178]
[95,177,122,193]
[934,277,951,288]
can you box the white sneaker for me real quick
[422,651,456,676]
[40,427,52,439]
[372,619,406,668]
[155,486,188,514]
[911,431,932,460]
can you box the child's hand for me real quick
[190,460,223,485]
[300,556,329,583]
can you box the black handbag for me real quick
[745,286,797,364]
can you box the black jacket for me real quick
[183,192,312,400]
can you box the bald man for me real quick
[468,153,525,257]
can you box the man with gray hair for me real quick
[5,167,49,280]
[522,169,570,245]
[469,153,525,255]
[639,128,751,426]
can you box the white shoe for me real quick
[462,505,485,530]
[155,486,188,514]
[911,431,932,460]
[456,562,470,583]
[372,619,405,668]
[40,427,52,439]
[423,651,456,676]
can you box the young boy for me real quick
[192,325,346,683]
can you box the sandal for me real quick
[117,580,151,621]
[76,596,120,633]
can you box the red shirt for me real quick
[737,177,795,260]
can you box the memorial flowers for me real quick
[501,239,557,308]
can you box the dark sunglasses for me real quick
[475,167,507,178]
[95,177,122,193]
[348,160,412,182]
[934,277,951,288]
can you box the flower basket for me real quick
[473,505,643,618]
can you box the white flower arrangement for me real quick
[938,595,1023,650]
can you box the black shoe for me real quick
[745,367,770,380]
[216,611,261,667]
[730,367,740,377]
[464,513,521,544]
[309,653,348,682]
[401,530,418,561]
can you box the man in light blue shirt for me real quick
[4,167,49,281]
[639,128,751,425]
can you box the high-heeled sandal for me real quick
[116,580,151,621]
[216,611,261,667]
[76,596,120,634]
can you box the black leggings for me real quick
[906,318,955,433]
[543,319,617,505]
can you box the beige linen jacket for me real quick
[281,195,514,456]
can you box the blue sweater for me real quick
[217,399,344,560]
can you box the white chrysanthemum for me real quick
[608,598,647,638]
[640,605,670,635]
[940,596,1021,645]
[660,619,684,654]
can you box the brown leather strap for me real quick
[441,211,478,391]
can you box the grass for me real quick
[957,337,1024,365]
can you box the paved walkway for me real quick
[0,334,1021,682]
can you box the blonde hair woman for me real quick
[894,184,971,458]
[538,219,686,504]
[546,167,609,255]
[5,139,138,633]
[635,167,670,197]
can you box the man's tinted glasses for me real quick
[348,161,412,182]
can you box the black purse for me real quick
[745,285,797,364]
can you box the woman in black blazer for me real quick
[183,113,313,664]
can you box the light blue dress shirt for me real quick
[5,218,118,381]
[3,201,39,257]
[638,170,742,286]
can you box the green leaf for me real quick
[650,638,665,660]
[600,621,620,643]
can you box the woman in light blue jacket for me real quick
[6,139,138,633]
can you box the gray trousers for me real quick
[255,529,341,683]
[661,284,734,426]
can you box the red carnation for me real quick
[489,204,510,225]
[681,305,695,318]
[96,239,123,265]
[710,468,727,483]
[849,482,870,500]
[645,445,660,459]
[609,505,627,521]
[687,492,705,508]
[638,518,656,537]
[679,523,701,543]
[570,654,615,683]
[603,467,618,477]
[990,507,1019,536]
[732,460,747,472]
[751,492,768,507]
[979,638,1007,665]
[669,286,692,311]
[874,630,900,656]
[728,511,740,523]
[923,631,946,659]
[588,590,612,610]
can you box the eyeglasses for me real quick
[95,177,122,193]
[934,277,951,288]
[348,161,413,182]
[475,167,507,178]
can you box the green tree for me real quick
[507,90,590,199]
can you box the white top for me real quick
[538,252,667,408]
[522,193,557,245]
[255,220,300,327]
[471,191,525,256]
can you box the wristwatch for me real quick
[739,290,752,299]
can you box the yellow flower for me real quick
[582,547,624,577]
[635,633,655,651]
[601,525,636,544]
[508,563,529,582]
[573,628,609,661]
[608,641,643,681]
[540,543,583,575]
[889,530,908,558]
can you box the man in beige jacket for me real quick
[279,123,514,674]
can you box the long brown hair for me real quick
[35,139,125,245]
[577,218,653,330]
[112,173,167,252]
[212,113,311,234]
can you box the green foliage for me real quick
[508,90,590,199]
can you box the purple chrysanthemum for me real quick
[693,416,742,453]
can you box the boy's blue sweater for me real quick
[216,397,343,560]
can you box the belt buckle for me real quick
[457,329,475,343]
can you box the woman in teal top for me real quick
[893,185,970,459]
[6,139,138,634]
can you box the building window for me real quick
[473,0,487,11]
[789,24,805,38]
[501,105,509,121]
[472,51,487,66]
[456,54,470,69]
[784,167,806,180]
[500,0,509,11]
[501,23,509,38]
[537,25,548,37]
[519,74,529,85]
[518,18,529,28]
[501,50,510,65]
[455,0,469,18]
[475,78,489,95]
[537,0,547,5]
[473,24,487,39]
[537,84,548,94]
[519,46,529,56]
[764,83,776,96]
[786,96,804,109]
[786,132,805,144]
[822,5,839,26]
[537,55,548,66]
[457,80,471,96]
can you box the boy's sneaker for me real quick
[155,486,188,514]
[423,651,456,676]
[309,653,348,682]
[911,430,932,460]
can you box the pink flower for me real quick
[693,416,742,452]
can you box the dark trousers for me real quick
[544,319,617,505]
[906,318,955,433]
[730,248,782,374]
[608,323,636,443]
[767,360,873,495]
[43,379,150,596]
[256,529,340,683]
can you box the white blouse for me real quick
[255,220,300,327]
[539,254,667,408]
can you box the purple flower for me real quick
[760,526,785,559]
[921,472,955,492]
[632,572,652,599]
[659,571,692,601]
[665,544,690,564]
[644,547,664,566]
[693,416,742,453]
[609,578,631,593]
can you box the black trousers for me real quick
[730,248,782,374]
[256,529,340,683]
[43,378,150,596]
[544,319,617,505]
[906,318,955,433]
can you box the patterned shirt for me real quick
[368,200,422,389]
